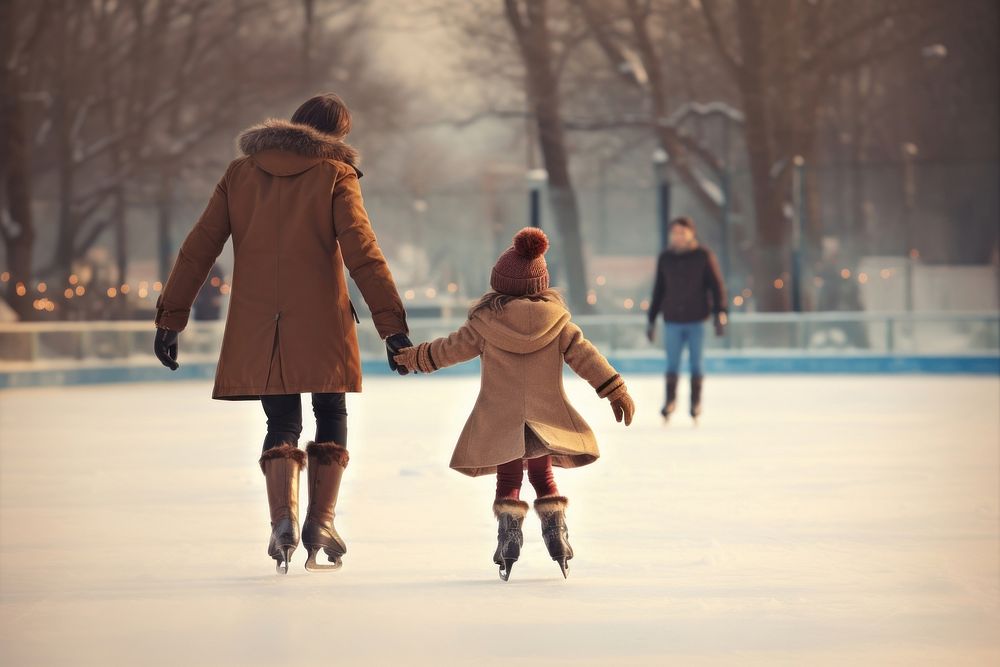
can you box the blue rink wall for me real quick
[1,353,997,390]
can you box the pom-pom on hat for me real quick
[491,227,550,296]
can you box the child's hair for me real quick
[468,288,566,318]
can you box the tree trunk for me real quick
[0,0,36,320]
[505,0,591,313]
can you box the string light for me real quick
[64,288,74,299]
[742,288,752,298]
[37,282,47,293]
[120,283,130,294]
[404,289,415,300]
[152,281,162,291]
[639,300,649,311]
[623,298,634,309]
[210,276,221,287]
[0,271,9,282]
[69,274,79,285]
[840,268,851,279]
[595,275,606,286]
[586,291,597,305]
[219,284,230,295]
[858,272,869,284]
[107,287,117,298]
[15,282,26,296]
[447,282,458,293]
[880,269,892,279]
[425,287,437,298]
[138,287,149,298]
[773,278,784,289]
[733,295,744,306]
[75,285,85,296]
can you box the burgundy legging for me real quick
[496,455,559,500]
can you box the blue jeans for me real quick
[663,321,705,376]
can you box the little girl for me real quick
[394,228,635,580]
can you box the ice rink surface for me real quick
[1,374,998,666]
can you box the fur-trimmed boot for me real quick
[259,444,306,574]
[493,498,529,581]
[535,495,573,578]
[691,374,704,420]
[301,441,349,572]
[661,372,679,419]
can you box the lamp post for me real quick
[652,148,671,250]
[791,155,805,313]
[901,142,918,314]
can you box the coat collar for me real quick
[237,119,362,176]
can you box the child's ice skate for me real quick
[492,499,529,581]
[534,495,573,578]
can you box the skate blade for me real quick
[498,559,515,581]
[304,547,343,572]
[275,545,294,575]
[557,559,569,579]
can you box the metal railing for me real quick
[1,311,996,368]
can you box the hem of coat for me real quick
[212,383,362,400]
[450,452,599,478]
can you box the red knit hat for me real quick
[491,227,550,296]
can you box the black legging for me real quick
[260,392,347,453]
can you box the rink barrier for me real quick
[1,353,997,390]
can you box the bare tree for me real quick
[698,0,945,310]
[502,0,592,312]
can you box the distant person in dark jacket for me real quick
[646,217,727,421]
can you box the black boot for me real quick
[691,374,704,419]
[492,498,528,581]
[534,495,573,578]
[661,372,678,418]
[258,444,306,574]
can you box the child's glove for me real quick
[393,342,437,374]
[596,374,635,426]
[392,346,419,373]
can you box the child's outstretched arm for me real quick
[393,322,483,374]
[560,322,636,426]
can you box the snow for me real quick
[1,375,998,665]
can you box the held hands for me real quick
[154,327,179,370]
[392,342,437,374]
[392,346,420,374]
[714,312,728,337]
[385,333,414,376]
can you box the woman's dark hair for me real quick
[291,93,353,138]
[670,216,696,233]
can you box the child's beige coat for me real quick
[412,298,621,477]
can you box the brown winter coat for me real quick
[410,296,622,477]
[154,119,408,400]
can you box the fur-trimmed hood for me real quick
[237,118,361,175]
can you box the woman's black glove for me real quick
[154,327,180,370]
[385,333,413,375]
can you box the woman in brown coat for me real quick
[153,94,412,574]
[393,228,636,581]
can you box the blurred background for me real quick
[0,0,997,380]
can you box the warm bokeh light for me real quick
[773,278,784,289]
[107,287,117,298]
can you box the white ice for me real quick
[1,375,998,665]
